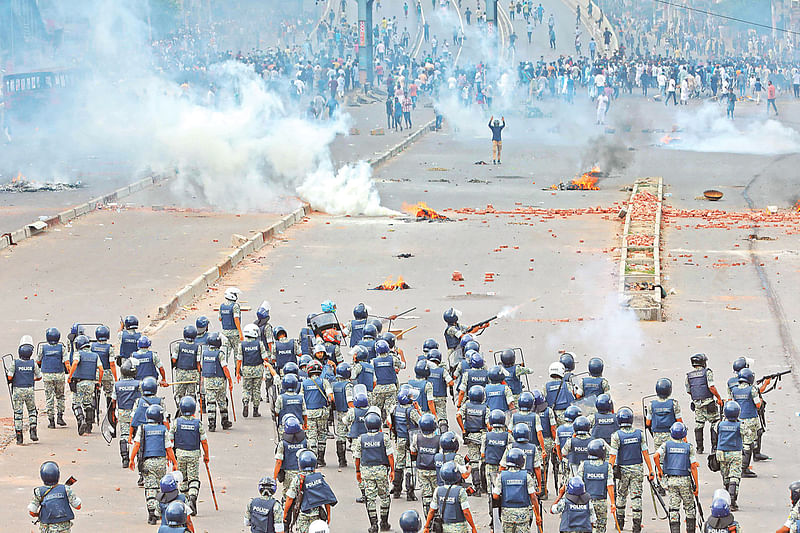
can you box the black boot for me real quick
[367,510,379,533]
[406,471,418,501]
[147,509,158,525]
[137,473,145,487]
[742,449,757,477]
[57,413,67,426]
[188,494,197,516]
[30,426,38,442]
[356,488,366,503]
[76,412,86,436]
[208,417,216,432]
[221,412,232,430]
[48,417,55,429]
[686,517,697,533]
[392,469,404,498]
[471,468,482,496]
[336,441,347,468]
[379,508,391,531]
[242,402,249,418]
[728,483,738,511]
[632,517,641,533]
[318,448,326,467]
[669,521,681,533]
[710,426,719,451]
[253,405,261,417]
[694,427,704,454]
[85,406,94,429]
[753,434,771,461]
[120,440,129,468]
[618,515,625,530]
[15,430,23,445]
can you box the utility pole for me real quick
[485,0,499,56]
[357,0,374,89]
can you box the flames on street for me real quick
[12,172,23,183]
[372,275,411,291]
[550,166,602,190]
[402,201,451,221]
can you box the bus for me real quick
[2,68,81,124]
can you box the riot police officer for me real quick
[347,303,369,347]
[91,325,116,407]
[238,323,276,418]
[609,407,654,533]
[357,323,379,361]
[201,332,234,432]
[703,491,739,533]
[685,353,724,454]
[730,368,761,478]
[486,365,515,413]
[551,477,594,533]
[244,476,283,533]
[168,396,209,515]
[562,416,592,479]
[589,393,619,445]
[411,413,441,517]
[646,378,683,451]
[37,327,69,428]
[577,439,616,533]
[283,451,337,533]
[493,447,543,532]
[219,287,243,362]
[159,500,191,533]
[275,374,307,440]
[457,385,489,495]
[194,316,210,346]
[118,315,142,364]
[132,335,168,386]
[67,334,103,435]
[499,349,533,405]
[388,388,421,501]
[534,389,559,499]
[407,360,436,414]
[504,423,542,490]
[156,473,192,528]
[343,392,371,502]
[482,409,511,503]
[424,461,479,533]
[112,359,141,467]
[354,410,395,532]
[332,362,354,468]
[576,357,610,400]
[170,325,201,412]
[8,336,41,444]
[130,404,178,524]
[273,414,308,498]
[372,339,401,420]
[654,422,699,533]
[28,461,82,532]
[425,349,454,433]
[713,401,743,510]
[302,360,334,466]
[456,352,489,408]
[545,361,576,426]
[351,345,376,401]
[555,405,580,490]
[274,326,300,375]
[443,307,469,363]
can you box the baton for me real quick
[204,461,219,511]
[229,386,237,422]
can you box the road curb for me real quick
[368,119,435,169]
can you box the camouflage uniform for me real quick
[732,385,760,450]
[458,401,488,477]
[481,428,512,492]
[393,407,421,469]
[237,339,269,411]
[656,440,697,523]
[334,382,354,444]
[71,351,103,428]
[285,474,325,533]
[353,431,394,521]
[430,484,471,533]
[134,424,170,513]
[274,393,307,441]
[275,438,303,496]
[577,459,614,532]
[28,484,81,533]
[491,466,538,532]
[685,368,720,430]
[410,431,440,512]
[430,362,453,429]
[609,431,646,524]
[305,378,334,460]
[552,497,598,530]
[221,301,242,364]
[99,345,116,402]
[170,342,200,404]
[646,397,682,451]
[111,380,137,443]
[7,360,41,431]
[37,343,68,420]
[372,354,402,420]
[505,364,534,405]
[538,408,558,493]
[167,415,207,500]
[716,449,742,487]
[244,496,283,531]
[204,348,231,429]
[784,502,800,533]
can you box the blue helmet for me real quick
[365,411,382,431]
[95,325,110,341]
[427,349,442,364]
[375,339,391,355]
[512,423,531,443]
[137,335,151,349]
[422,338,439,352]
[160,473,179,493]
[723,401,740,421]
[441,461,460,484]
[440,431,459,452]
[397,389,412,405]
[710,497,730,518]
[488,409,506,428]
[419,413,437,433]
[256,307,270,321]
[354,392,369,408]
[283,362,299,376]
[379,332,396,349]
[488,365,504,383]
[738,368,755,385]
[443,307,459,324]
[464,340,480,354]
[399,509,422,533]
[670,421,687,440]
[352,345,370,362]
[616,407,634,426]
[500,349,516,367]
[336,362,352,379]
[506,447,526,469]
[368,318,383,333]
[566,477,586,496]
[588,438,606,459]
[573,416,590,434]
[141,376,158,396]
[258,476,278,497]
[207,332,222,348]
[588,357,604,377]
[283,414,302,435]
[655,378,672,399]
[595,393,613,414]
[559,352,575,372]
[74,334,90,350]
[40,461,60,486]
[732,357,748,373]
[321,300,336,313]
[459,334,474,349]
[196,316,209,331]
[353,303,368,319]
[469,351,484,369]
[298,354,312,368]
[274,326,287,339]
[298,450,317,471]
[18,342,34,359]
[179,396,196,416]
[165,500,186,526]
[183,325,197,341]
[518,391,534,411]
[564,405,581,422]
[124,315,139,329]
[146,404,164,423]
[45,327,61,344]
[71,323,85,337]
[414,359,431,379]
[468,385,485,403]
[363,324,378,339]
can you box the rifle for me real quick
[690,475,704,523]
[286,474,305,532]
[467,315,498,335]
[757,369,791,390]
[648,477,668,519]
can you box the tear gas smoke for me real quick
[581,135,633,175]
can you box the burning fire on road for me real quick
[370,276,411,291]
[550,167,603,190]
[1,172,84,193]
[402,201,451,221]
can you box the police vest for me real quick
[465,368,488,391]
[556,423,574,449]
[486,383,509,411]
[40,344,65,374]
[299,327,314,356]
[360,432,390,466]
[142,423,167,458]
[302,377,328,410]
[500,470,529,508]
[282,436,308,471]
[545,379,574,410]
[392,405,415,440]
[651,399,677,433]
[538,407,553,437]
[73,350,99,381]
[726,376,739,396]
[407,378,429,411]
[241,339,262,366]
[275,340,298,371]
[731,385,757,419]
[374,355,397,385]
[591,413,619,443]
[115,379,142,410]
[349,319,366,347]
[615,429,644,465]
[581,376,604,398]
[416,434,440,470]
[513,411,537,439]
[279,392,304,422]
[358,338,376,361]
[175,342,200,370]
[174,417,201,451]
[437,485,466,523]
[444,328,461,349]
[663,440,691,476]
[484,431,509,465]
[332,380,350,413]
[717,420,742,452]
[356,362,375,391]
[687,368,713,401]
[455,359,470,390]
[37,484,74,524]
[249,497,276,533]
[120,330,141,359]
[703,518,740,533]
[299,472,337,512]
[428,366,447,397]
[158,526,188,533]
[504,365,523,395]
[569,435,591,465]
[463,402,487,433]
[583,461,609,499]
[435,452,458,485]
[195,332,208,346]
[91,342,112,370]
[158,493,185,525]
[219,302,236,330]
[12,359,35,388]
[512,441,538,474]
[131,396,162,428]
[133,350,157,380]
[560,493,592,532]
[347,407,369,438]
[201,349,224,378]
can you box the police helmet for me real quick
[595,393,613,414]
[459,334,475,349]
[512,423,531,443]
[299,355,312,368]
[18,338,34,360]
[500,349,516,367]
[616,407,634,426]
[397,389,412,406]
[124,315,139,329]
[354,392,369,408]
[440,431,459,452]
[564,405,581,422]
[307,360,323,375]
[353,303,368,319]
[224,287,240,301]
[363,324,378,339]
[258,476,278,497]
[573,416,590,434]
[655,377,672,399]
[732,357,748,373]
[137,335,151,350]
[518,391,534,411]
[379,332,396,349]
[45,327,61,344]
[207,332,222,349]
[282,374,300,393]
[120,358,135,378]
[364,411,382,431]
[313,343,327,357]
[670,421,687,440]
[182,325,198,341]
[256,306,270,321]
[399,509,422,533]
[588,438,606,459]
[160,473,179,493]
[375,339,391,355]
[737,368,755,385]
[427,349,442,364]
[70,323,85,336]
[469,351,484,369]
[488,409,506,427]
[368,318,383,334]
[414,360,431,379]
[195,316,209,331]
[298,450,318,471]
[422,338,439,352]
[723,401,740,421]
[548,361,565,378]
[141,376,159,396]
[321,300,336,313]
[336,362,352,379]
[308,520,330,533]
[419,413,437,433]
[506,448,526,469]
[710,497,730,518]
[179,396,196,416]
[165,500,187,526]
[274,326,288,339]
[464,340,481,354]
[441,461,460,484]
[243,324,259,339]
[146,404,164,423]
[532,390,547,410]
[283,361,300,376]
[40,461,60,486]
[468,385,485,403]
[488,365,504,384]
[95,325,111,342]
[443,307,460,324]
[690,353,707,367]
[74,334,90,350]
[566,477,586,496]
[790,480,800,506]
[283,414,302,434]
[559,352,576,372]
[352,345,370,362]
[588,357,604,377]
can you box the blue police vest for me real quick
[249,497,276,533]
[158,526,187,533]
[513,411,538,439]
[726,376,739,395]
[545,379,574,410]
[500,470,529,508]
[504,365,523,395]
[392,405,416,440]
[158,493,185,525]
[332,381,349,413]
[73,350,99,381]
[538,407,553,437]
[435,452,458,486]
[219,302,236,330]
[142,423,167,458]
[347,407,369,438]
[133,350,157,380]
[349,319,366,347]
[120,330,141,359]
[282,437,307,471]
[302,377,328,410]
[556,423,574,449]
[663,440,691,476]
[465,368,488,391]
[131,396,162,428]
[591,413,619,443]
[40,344,65,374]
[201,349,224,378]
[687,368,712,401]
[299,328,314,356]
[463,402,487,433]
[37,484,74,524]
[416,434,440,470]
[90,342,112,370]
[360,432,390,466]
[717,420,742,452]
[373,355,397,385]
[583,461,609,499]
[615,429,644,465]
[299,472,337,512]
[484,431,509,465]
[12,359,35,388]
[174,417,201,451]
[115,379,141,410]
[651,399,677,433]
[560,494,592,531]
[275,340,297,371]
[437,486,466,523]
[407,378,429,411]
[175,342,200,370]
[486,383,509,411]
[241,339,262,366]
[581,376,604,398]
[444,328,461,350]
[569,435,591,465]
[731,385,757,419]
[195,332,208,346]
[512,441,538,473]
[356,362,375,391]
[357,338,376,361]
[428,366,447,397]
[279,392,304,422]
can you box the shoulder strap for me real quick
[436,485,455,519]
[312,378,330,406]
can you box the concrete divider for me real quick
[369,119,435,169]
